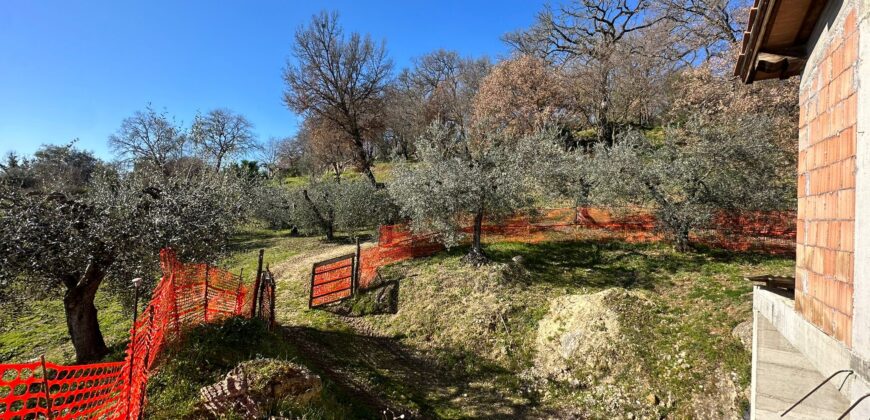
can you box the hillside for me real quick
[265,232,792,418]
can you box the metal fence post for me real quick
[136,306,155,420]
[267,266,276,329]
[40,355,53,420]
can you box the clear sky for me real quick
[0,0,546,159]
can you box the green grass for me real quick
[280,162,396,189]
[222,226,319,277]
[0,290,129,363]
[146,317,360,419]
[0,226,315,365]
[316,237,793,417]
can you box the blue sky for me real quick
[0,0,546,159]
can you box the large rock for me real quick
[732,320,753,352]
[533,288,650,385]
[200,359,322,419]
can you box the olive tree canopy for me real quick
[0,147,249,362]
[585,118,793,251]
[388,123,569,264]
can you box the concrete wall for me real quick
[796,0,860,347]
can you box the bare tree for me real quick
[190,108,256,173]
[505,0,667,146]
[283,11,392,187]
[300,116,355,182]
[108,104,186,169]
[383,51,490,160]
[256,137,284,179]
[657,0,749,60]
[472,55,567,138]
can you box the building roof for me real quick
[735,0,829,83]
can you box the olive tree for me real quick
[389,123,565,264]
[292,178,393,240]
[0,153,248,362]
[585,118,792,251]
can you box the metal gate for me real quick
[309,252,357,308]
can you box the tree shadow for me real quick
[320,279,401,317]
[480,238,791,291]
[280,326,533,419]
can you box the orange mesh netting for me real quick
[0,249,274,420]
[356,207,796,289]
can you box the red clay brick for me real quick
[843,158,856,189]
[839,281,853,316]
[832,45,845,76]
[845,10,857,36]
[841,221,854,252]
[843,33,858,66]
[845,94,857,126]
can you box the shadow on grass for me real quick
[431,238,793,291]
[282,326,532,419]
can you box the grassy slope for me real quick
[0,291,129,363]
[0,227,314,364]
[308,235,793,417]
[146,317,359,420]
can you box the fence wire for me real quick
[0,249,274,420]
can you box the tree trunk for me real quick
[325,220,335,241]
[464,208,488,265]
[362,165,377,188]
[674,228,692,253]
[350,133,378,188]
[63,269,109,363]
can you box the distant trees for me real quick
[108,105,187,170]
[190,109,257,173]
[292,179,393,240]
[299,117,356,182]
[506,0,667,146]
[381,50,490,160]
[585,119,792,251]
[283,11,392,187]
[472,55,566,138]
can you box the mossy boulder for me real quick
[200,359,322,418]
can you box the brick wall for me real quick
[795,9,859,347]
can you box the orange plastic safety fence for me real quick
[356,207,796,290]
[0,249,269,420]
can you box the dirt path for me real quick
[270,241,423,417]
[269,241,537,419]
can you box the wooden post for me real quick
[40,355,53,420]
[251,249,264,318]
[308,263,316,309]
[234,269,244,315]
[267,266,276,329]
[203,263,210,323]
